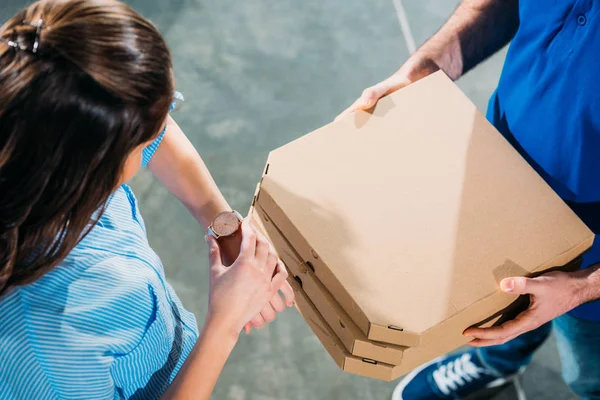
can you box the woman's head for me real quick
[0,0,173,292]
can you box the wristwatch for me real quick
[207,210,243,240]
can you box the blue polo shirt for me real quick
[487,0,600,320]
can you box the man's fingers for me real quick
[359,86,386,109]
[335,82,390,121]
[464,311,538,342]
[468,336,519,347]
[335,99,363,121]
[335,76,410,121]
[239,219,257,260]
[501,276,543,295]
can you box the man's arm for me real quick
[337,0,520,118]
[577,264,600,304]
[417,0,520,80]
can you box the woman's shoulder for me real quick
[9,250,165,338]
[0,249,197,399]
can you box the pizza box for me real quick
[253,71,593,347]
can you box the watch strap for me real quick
[207,226,220,240]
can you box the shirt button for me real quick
[577,14,587,26]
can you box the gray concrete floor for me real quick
[0,1,574,399]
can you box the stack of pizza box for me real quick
[249,72,592,381]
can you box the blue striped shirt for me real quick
[0,122,199,399]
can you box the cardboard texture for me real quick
[254,71,594,348]
[251,206,407,365]
[250,207,536,380]
[290,277,405,381]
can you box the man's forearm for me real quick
[573,264,600,306]
[413,0,519,80]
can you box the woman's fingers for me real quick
[269,291,286,313]
[254,231,270,265]
[265,251,279,279]
[260,303,277,323]
[238,219,257,260]
[278,278,295,307]
[249,314,266,329]
[206,235,224,276]
[271,263,289,292]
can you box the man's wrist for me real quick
[400,53,442,83]
[569,264,600,307]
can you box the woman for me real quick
[0,0,294,398]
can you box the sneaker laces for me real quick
[432,353,491,396]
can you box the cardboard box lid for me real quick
[256,71,594,346]
[251,206,407,366]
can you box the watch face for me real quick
[212,212,241,237]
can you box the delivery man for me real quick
[338,1,600,399]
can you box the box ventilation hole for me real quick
[388,325,404,332]
[362,358,377,365]
[265,164,270,175]
[305,261,315,273]
[339,319,346,329]
[294,276,303,288]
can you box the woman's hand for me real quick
[242,245,295,333]
[206,219,290,336]
[163,219,292,399]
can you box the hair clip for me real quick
[23,18,46,54]
[1,18,47,54]
[3,38,28,51]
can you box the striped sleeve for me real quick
[20,256,176,399]
[141,93,182,167]
[141,127,166,167]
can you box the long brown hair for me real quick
[0,0,174,294]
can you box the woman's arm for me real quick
[162,221,290,399]
[148,116,229,230]
[161,317,238,400]
[147,116,294,331]
[147,116,245,266]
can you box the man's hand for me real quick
[335,57,439,121]
[465,271,584,347]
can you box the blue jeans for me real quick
[477,313,600,399]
